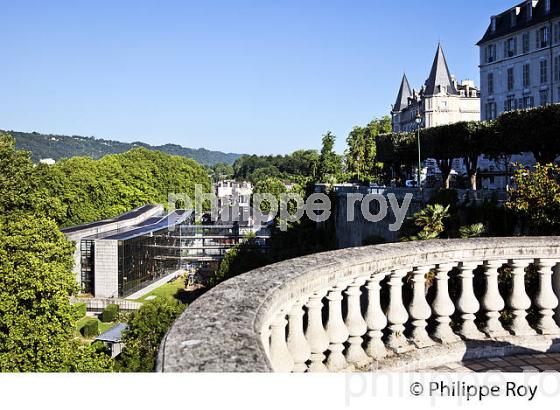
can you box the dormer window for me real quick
[545,0,551,14]
[527,2,533,20]
[511,10,517,27]
[491,16,497,32]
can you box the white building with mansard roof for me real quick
[391,44,481,134]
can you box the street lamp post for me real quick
[415,111,423,190]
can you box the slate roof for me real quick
[424,44,458,96]
[478,0,560,45]
[96,323,128,343]
[393,74,412,112]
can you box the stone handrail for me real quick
[157,237,560,372]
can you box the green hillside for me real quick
[6,130,242,166]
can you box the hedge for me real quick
[101,304,120,323]
[80,319,99,338]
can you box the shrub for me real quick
[73,302,87,319]
[80,319,99,338]
[101,304,119,323]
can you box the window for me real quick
[540,59,549,84]
[505,37,517,57]
[540,89,549,106]
[507,67,515,91]
[523,95,534,108]
[537,27,549,48]
[555,55,560,82]
[504,97,517,111]
[485,101,497,119]
[491,16,497,32]
[555,22,560,44]
[527,3,533,20]
[523,64,531,88]
[486,44,496,63]
[545,0,551,14]
[488,72,494,94]
[523,32,530,53]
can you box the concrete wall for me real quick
[94,240,119,298]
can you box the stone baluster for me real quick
[408,266,435,348]
[507,259,536,336]
[455,262,485,339]
[481,260,509,338]
[325,284,350,371]
[287,299,312,372]
[269,310,294,372]
[385,269,411,352]
[534,259,560,335]
[432,263,460,343]
[344,277,369,367]
[364,273,388,359]
[305,290,329,372]
[554,264,560,327]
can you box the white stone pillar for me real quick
[325,284,350,371]
[269,310,294,372]
[408,266,435,348]
[385,269,411,352]
[481,260,509,338]
[287,299,312,372]
[365,273,388,359]
[534,259,560,335]
[432,263,460,343]
[507,259,536,336]
[305,290,329,372]
[344,278,369,367]
[456,262,485,339]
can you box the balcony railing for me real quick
[157,237,560,372]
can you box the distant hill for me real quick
[5,130,242,166]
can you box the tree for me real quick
[507,164,560,235]
[117,297,186,372]
[402,204,450,241]
[316,132,343,184]
[0,134,112,372]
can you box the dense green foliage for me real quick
[37,147,211,227]
[316,132,344,184]
[117,297,186,372]
[401,204,450,241]
[80,319,99,338]
[232,150,319,184]
[0,133,112,372]
[345,116,391,183]
[101,304,120,323]
[9,130,242,166]
[376,105,560,189]
[74,302,87,319]
[507,164,560,235]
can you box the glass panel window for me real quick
[540,59,549,84]
[507,67,515,91]
[540,90,549,106]
[488,72,494,94]
[554,22,560,44]
[523,32,530,53]
[537,26,549,48]
[485,101,497,119]
[505,37,517,57]
[486,44,496,63]
[523,64,531,88]
[555,55,560,82]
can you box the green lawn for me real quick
[131,276,186,302]
[75,316,118,340]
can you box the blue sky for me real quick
[0,0,514,155]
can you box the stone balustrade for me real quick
[157,238,560,372]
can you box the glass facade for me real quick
[80,240,95,294]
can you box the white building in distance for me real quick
[391,44,481,134]
[478,0,560,121]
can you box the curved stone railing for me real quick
[157,238,560,372]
